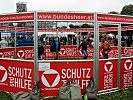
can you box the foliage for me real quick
[81,23,92,35]
[120,4,133,16]
[108,11,119,14]
[61,26,67,28]
[0,91,12,100]
[69,24,80,28]
[69,24,75,28]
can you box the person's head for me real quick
[55,36,59,41]
[89,37,93,42]
[84,37,87,42]
[38,40,42,45]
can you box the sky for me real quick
[0,0,132,14]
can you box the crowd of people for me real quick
[0,34,132,60]
[44,36,77,46]
[43,34,132,47]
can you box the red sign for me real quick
[16,47,34,60]
[0,46,133,60]
[98,14,133,23]
[98,59,118,91]
[0,13,34,22]
[0,12,133,24]
[0,48,15,58]
[0,25,133,33]
[39,61,93,96]
[120,58,133,89]
[122,47,133,56]
[38,12,94,21]
[0,59,34,92]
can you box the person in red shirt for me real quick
[100,40,111,59]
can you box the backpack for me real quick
[12,91,30,100]
[70,82,82,100]
[84,77,98,100]
[59,81,71,100]
[29,81,40,100]
[59,80,82,100]
[103,40,109,50]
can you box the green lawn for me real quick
[0,88,133,100]
[98,88,133,100]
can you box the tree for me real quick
[120,4,133,16]
[69,24,80,28]
[108,11,119,14]
[81,24,92,35]
[69,24,75,28]
[61,26,67,28]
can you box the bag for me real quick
[84,77,98,100]
[59,80,71,100]
[29,81,40,100]
[12,91,30,100]
[70,82,82,100]
[59,80,82,100]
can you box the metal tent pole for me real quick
[94,13,99,88]
[118,23,121,89]
[14,27,17,59]
[34,11,38,83]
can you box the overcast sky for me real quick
[0,0,132,14]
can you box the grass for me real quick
[98,88,133,100]
[0,88,133,100]
[0,91,12,100]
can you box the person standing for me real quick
[78,37,93,59]
[0,37,8,48]
[126,36,131,47]
[113,36,118,46]
[100,40,111,59]
[50,37,60,60]
[38,41,44,60]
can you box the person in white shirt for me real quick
[0,37,8,48]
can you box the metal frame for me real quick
[118,23,121,89]
[33,12,125,93]
[0,11,130,94]
[94,16,122,93]
[94,13,99,88]
[34,11,38,83]
[14,27,17,59]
